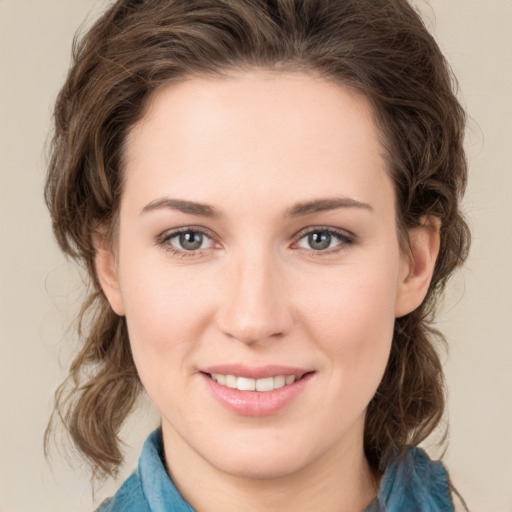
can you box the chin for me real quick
[200,434,318,480]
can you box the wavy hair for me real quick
[45,0,470,482]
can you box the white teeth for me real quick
[273,375,286,389]
[210,373,298,391]
[256,377,274,392]
[212,373,226,385]
[237,377,256,391]
[225,374,237,389]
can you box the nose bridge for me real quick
[216,244,292,344]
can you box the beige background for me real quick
[1,0,511,511]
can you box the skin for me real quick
[95,70,440,512]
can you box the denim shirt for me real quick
[96,429,454,512]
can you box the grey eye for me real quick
[297,229,350,251]
[168,230,213,251]
[180,231,203,250]
[307,232,333,250]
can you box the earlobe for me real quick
[395,217,441,318]
[93,232,125,316]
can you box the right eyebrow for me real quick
[141,198,220,217]
[284,197,373,218]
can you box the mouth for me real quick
[205,372,308,392]
[200,366,315,416]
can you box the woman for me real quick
[45,0,470,510]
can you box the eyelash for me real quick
[156,226,354,258]
[156,226,217,258]
[293,226,354,255]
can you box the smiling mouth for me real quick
[202,369,315,416]
[206,373,309,392]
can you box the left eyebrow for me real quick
[141,198,220,217]
[284,197,374,218]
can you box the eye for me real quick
[296,228,353,252]
[160,228,214,253]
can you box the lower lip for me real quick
[201,373,314,417]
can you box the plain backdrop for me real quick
[1,0,511,511]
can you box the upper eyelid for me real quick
[158,225,215,242]
[156,227,216,256]
[294,225,355,241]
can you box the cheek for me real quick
[117,251,216,377]
[297,257,399,377]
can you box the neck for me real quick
[162,422,377,512]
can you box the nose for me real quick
[215,249,293,345]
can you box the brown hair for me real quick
[45,0,470,482]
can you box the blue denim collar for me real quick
[138,430,195,512]
[364,446,454,511]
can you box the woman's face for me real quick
[98,71,422,479]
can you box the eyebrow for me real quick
[141,198,220,217]
[284,197,373,218]
[141,196,373,218]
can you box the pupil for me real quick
[180,231,202,250]
[309,232,331,250]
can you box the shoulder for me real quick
[94,469,150,512]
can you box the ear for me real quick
[395,217,441,318]
[93,231,125,316]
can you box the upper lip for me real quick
[200,364,313,380]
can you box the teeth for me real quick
[285,375,295,385]
[273,376,286,389]
[237,377,256,391]
[211,373,297,392]
[255,377,273,392]
[225,374,237,389]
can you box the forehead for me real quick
[122,71,393,218]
